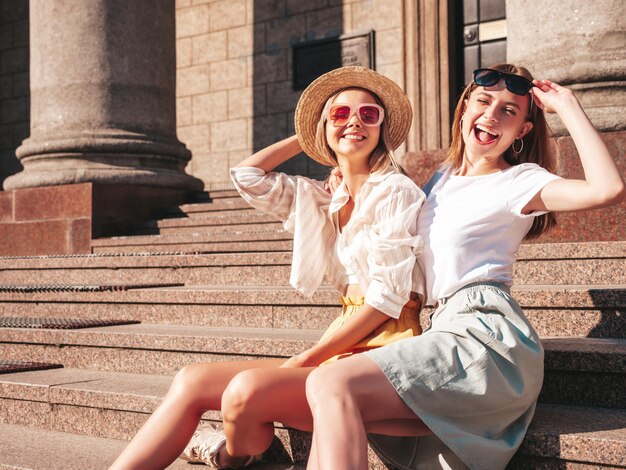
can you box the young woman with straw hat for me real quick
[305,64,625,469]
[109,66,428,469]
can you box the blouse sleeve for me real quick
[230,166,326,223]
[365,182,426,318]
[506,163,562,218]
[231,166,335,297]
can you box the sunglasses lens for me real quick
[329,105,351,126]
[329,104,382,126]
[359,105,381,125]
[474,68,534,96]
[505,76,533,95]
[473,69,501,86]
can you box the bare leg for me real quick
[306,355,430,470]
[307,429,320,470]
[220,366,315,457]
[108,358,283,470]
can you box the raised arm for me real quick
[235,135,302,172]
[231,135,330,222]
[523,80,625,213]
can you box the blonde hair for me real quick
[446,63,556,239]
[314,87,404,174]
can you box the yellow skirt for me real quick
[320,296,422,364]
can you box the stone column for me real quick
[3,0,202,190]
[506,0,626,135]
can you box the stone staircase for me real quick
[0,189,624,469]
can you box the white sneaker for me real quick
[180,422,262,468]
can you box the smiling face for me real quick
[462,80,533,161]
[325,88,381,166]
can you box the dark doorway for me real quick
[451,0,507,100]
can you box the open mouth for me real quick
[342,134,366,141]
[473,124,499,144]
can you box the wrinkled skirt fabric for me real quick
[366,282,544,470]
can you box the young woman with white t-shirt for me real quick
[109,67,428,470]
[305,64,625,470]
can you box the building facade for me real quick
[0,0,624,251]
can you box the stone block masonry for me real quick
[175,0,407,190]
[0,183,194,256]
[0,184,92,256]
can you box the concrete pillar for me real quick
[3,0,202,190]
[506,0,626,135]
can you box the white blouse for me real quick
[230,166,426,319]
[335,230,359,285]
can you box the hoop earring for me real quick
[512,138,524,154]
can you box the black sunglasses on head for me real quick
[473,68,534,96]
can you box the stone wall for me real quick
[174,0,406,190]
[506,0,626,136]
[0,0,28,188]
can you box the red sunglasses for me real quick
[327,103,385,127]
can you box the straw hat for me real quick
[294,66,412,166]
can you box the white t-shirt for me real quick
[418,163,562,305]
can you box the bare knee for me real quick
[306,366,354,412]
[221,369,262,424]
[168,364,211,411]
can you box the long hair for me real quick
[446,63,556,239]
[314,87,404,174]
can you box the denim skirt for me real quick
[365,282,544,470]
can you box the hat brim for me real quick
[294,66,413,167]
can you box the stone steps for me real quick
[91,228,292,246]
[146,190,251,218]
[0,423,302,470]
[1,241,623,286]
[0,284,623,337]
[0,322,623,408]
[159,207,257,220]
[515,241,625,259]
[539,337,626,409]
[1,184,624,469]
[0,251,294,286]
[0,323,318,374]
[0,423,191,470]
[0,368,623,468]
[511,403,626,468]
[200,190,239,199]
[130,211,279,233]
[130,220,285,236]
[164,197,253,215]
[90,228,293,254]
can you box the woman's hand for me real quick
[531,79,579,115]
[280,349,319,368]
[324,167,343,194]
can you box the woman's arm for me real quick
[523,80,625,213]
[231,135,329,222]
[235,135,302,172]
[281,304,391,368]
[282,182,426,368]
